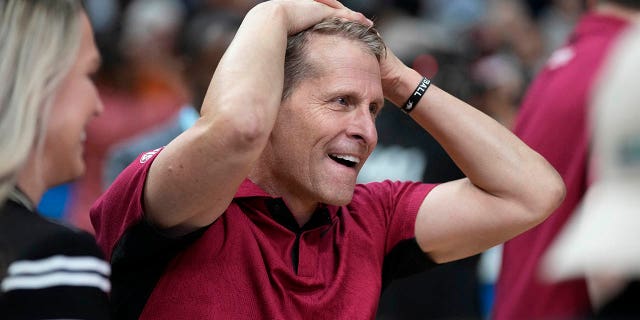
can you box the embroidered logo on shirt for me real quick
[140,148,162,164]
[547,47,575,70]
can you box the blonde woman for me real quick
[0,0,109,318]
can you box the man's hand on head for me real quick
[256,0,372,36]
[312,0,345,9]
[378,47,418,107]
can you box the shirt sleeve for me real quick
[92,147,214,319]
[353,180,436,253]
[351,180,439,287]
[90,148,163,260]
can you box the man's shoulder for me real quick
[351,180,434,209]
[104,147,163,195]
[354,180,431,193]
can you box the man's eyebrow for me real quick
[329,87,385,105]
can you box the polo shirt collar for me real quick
[235,179,341,230]
[236,178,272,198]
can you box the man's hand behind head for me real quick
[252,0,372,36]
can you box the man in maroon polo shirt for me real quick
[493,1,640,319]
[91,0,564,318]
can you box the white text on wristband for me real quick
[402,77,431,114]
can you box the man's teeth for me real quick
[330,154,360,164]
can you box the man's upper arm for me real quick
[414,178,535,263]
[140,4,291,234]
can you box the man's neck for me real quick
[248,173,317,227]
[280,196,319,227]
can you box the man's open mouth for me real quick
[329,154,360,168]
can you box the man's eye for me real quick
[336,97,348,105]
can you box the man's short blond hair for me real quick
[282,18,386,100]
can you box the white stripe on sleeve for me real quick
[1,271,111,292]
[7,255,110,276]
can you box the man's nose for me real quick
[346,105,378,147]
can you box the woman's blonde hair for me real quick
[0,0,84,204]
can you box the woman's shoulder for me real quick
[1,200,105,261]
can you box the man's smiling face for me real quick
[258,34,383,209]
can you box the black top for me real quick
[0,198,110,320]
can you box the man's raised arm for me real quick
[143,0,371,235]
[380,49,566,263]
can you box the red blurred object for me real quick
[412,54,439,79]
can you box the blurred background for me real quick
[38,0,587,319]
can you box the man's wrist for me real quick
[401,77,431,114]
[385,69,425,108]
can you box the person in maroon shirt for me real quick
[92,0,564,318]
[493,1,640,319]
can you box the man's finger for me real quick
[328,8,372,27]
[313,0,345,9]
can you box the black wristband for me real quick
[401,76,431,114]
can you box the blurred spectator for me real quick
[103,11,242,187]
[66,0,188,232]
[470,53,525,129]
[118,0,188,103]
[421,0,488,34]
[543,24,640,318]
[473,0,546,78]
[202,0,262,16]
[494,1,640,319]
[538,0,585,57]
[85,0,121,36]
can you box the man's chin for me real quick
[321,187,355,206]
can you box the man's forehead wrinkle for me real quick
[304,33,374,65]
[304,49,381,80]
[298,34,383,104]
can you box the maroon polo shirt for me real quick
[493,13,631,320]
[91,148,437,319]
